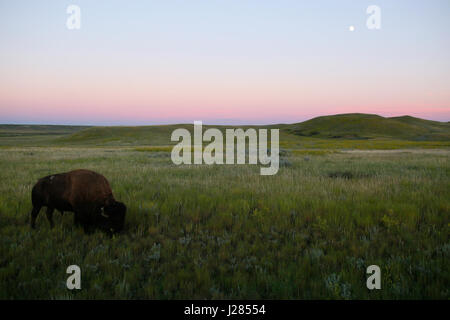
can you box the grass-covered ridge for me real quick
[0,124,90,137]
[0,124,90,146]
[0,114,448,299]
[287,113,450,140]
[1,114,448,148]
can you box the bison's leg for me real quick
[83,224,93,234]
[46,207,55,228]
[78,214,93,234]
[73,207,92,233]
[81,210,95,234]
[30,205,42,229]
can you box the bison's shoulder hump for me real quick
[67,169,107,179]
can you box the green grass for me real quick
[280,138,450,150]
[134,146,174,152]
[0,115,449,299]
[0,147,448,299]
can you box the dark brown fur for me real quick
[30,169,126,234]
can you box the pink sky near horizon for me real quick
[1,66,448,124]
[0,1,449,125]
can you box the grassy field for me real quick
[0,116,449,299]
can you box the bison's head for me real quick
[100,201,126,233]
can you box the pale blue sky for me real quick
[1,0,449,124]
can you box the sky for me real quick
[0,0,449,125]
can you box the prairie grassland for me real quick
[0,146,448,299]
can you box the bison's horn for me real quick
[100,207,109,218]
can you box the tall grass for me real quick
[0,147,448,299]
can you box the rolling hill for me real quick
[0,124,90,137]
[286,113,449,141]
[0,114,448,147]
[0,124,90,146]
[55,124,294,146]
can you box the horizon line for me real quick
[1,112,449,127]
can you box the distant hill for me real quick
[55,124,292,146]
[56,124,193,146]
[287,114,449,141]
[0,124,90,146]
[0,114,448,147]
[0,124,90,137]
[53,113,450,145]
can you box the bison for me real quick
[30,169,126,234]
